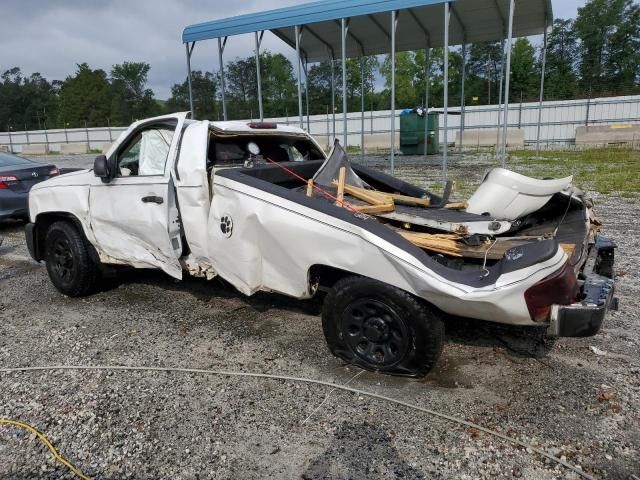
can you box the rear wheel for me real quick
[45,221,101,297]
[322,276,445,377]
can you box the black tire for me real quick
[322,276,445,377]
[44,220,101,297]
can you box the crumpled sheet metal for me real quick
[205,175,566,326]
[312,140,367,188]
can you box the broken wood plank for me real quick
[444,202,468,210]
[335,167,346,206]
[332,182,393,205]
[353,203,395,214]
[560,243,576,258]
[388,192,430,207]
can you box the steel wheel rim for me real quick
[51,235,74,281]
[340,298,410,368]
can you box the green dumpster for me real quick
[399,110,439,155]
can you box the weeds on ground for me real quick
[507,147,640,198]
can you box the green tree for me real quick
[604,1,640,91]
[509,38,538,101]
[110,62,160,125]
[380,51,422,107]
[0,68,59,131]
[57,63,112,127]
[575,0,640,94]
[467,42,503,104]
[543,19,579,99]
[225,57,258,119]
[165,70,218,120]
[260,52,298,118]
[307,60,340,116]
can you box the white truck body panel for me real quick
[29,116,573,328]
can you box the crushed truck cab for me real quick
[26,112,617,377]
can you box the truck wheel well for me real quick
[309,264,354,292]
[33,213,95,262]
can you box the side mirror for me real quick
[93,155,111,183]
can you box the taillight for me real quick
[49,167,60,176]
[524,261,580,322]
[0,174,18,189]
[247,121,277,129]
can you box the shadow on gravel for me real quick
[101,268,325,317]
[102,268,553,362]
[0,218,26,233]
[445,315,555,359]
[302,421,427,479]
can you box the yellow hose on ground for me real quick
[0,419,91,480]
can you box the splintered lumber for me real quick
[387,192,430,207]
[398,232,467,257]
[332,182,393,205]
[444,202,468,210]
[399,231,581,261]
[306,179,313,197]
[335,167,346,206]
[353,203,395,214]
[330,182,429,208]
[560,243,577,258]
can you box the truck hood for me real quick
[30,169,93,191]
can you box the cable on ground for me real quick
[0,365,595,480]
[0,418,91,480]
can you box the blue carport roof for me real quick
[183,0,552,62]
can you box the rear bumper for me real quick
[0,190,28,219]
[548,236,617,337]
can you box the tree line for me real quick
[1,0,638,132]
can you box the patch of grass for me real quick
[507,147,640,196]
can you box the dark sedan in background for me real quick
[0,152,59,220]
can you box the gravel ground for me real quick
[0,154,638,479]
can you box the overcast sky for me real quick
[1,0,585,99]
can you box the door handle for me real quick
[141,195,164,204]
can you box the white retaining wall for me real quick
[1,94,638,153]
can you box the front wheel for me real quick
[322,276,445,377]
[45,220,101,297]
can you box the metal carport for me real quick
[183,0,552,179]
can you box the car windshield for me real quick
[0,153,33,167]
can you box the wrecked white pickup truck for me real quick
[26,112,617,376]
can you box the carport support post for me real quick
[536,27,548,157]
[442,2,450,183]
[501,0,515,167]
[423,46,431,158]
[360,57,365,157]
[496,39,505,151]
[330,58,336,140]
[459,43,467,153]
[390,10,397,175]
[255,31,264,122]
[341,18,348,149]
[296,25,304,129]
[185,43,194,117]
[304,59,310,132]
[218,37,228,121]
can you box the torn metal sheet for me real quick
[313,139,367,188]
[377,210,512,235]
[467,168,573,220]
